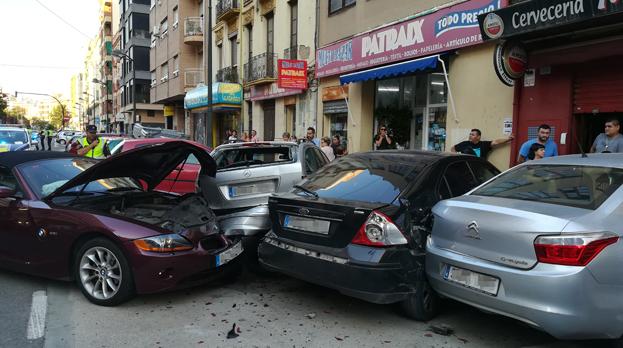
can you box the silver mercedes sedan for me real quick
[426,153,623,340]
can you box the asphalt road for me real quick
[0,268,617,348]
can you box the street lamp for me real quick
[112,49,136,132]
[92,78,111,132]
[15,91,66,129]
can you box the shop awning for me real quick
[339,55,439,85]
[184,82,242,110]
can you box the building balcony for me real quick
[216,66,239,84]
[283,45,298,60]
[243,53,277,86]
[216,0,240,22]
[184,17,203,46]
[184,68,204,89]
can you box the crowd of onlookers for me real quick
[223,127,348,161]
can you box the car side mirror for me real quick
[0,186,16,198]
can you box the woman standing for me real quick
[320,137,335,161]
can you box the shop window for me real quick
[330,113,348,154]
[374,71,447,151]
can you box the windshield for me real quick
[0,130,28,145]
[18,158,142,199]
[212,146,295,170]
[472,164,623,210]
[297,155,424,204]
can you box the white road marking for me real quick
[26,290,47,340]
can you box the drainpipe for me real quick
[238,0,244,135]
[205,0,213,147]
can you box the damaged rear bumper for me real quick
[259,233,422,304]
[217,205,271,237]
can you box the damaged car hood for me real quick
[48,141,216,198]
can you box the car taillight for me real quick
[351,211,408,247]
[534,232,619,266]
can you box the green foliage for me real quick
[49,104,68,129]
[0,93,8,123]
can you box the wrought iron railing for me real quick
[284,45,298,60]
[243,53,277,84]
[216,0,239,19]
[184,17,203,37]
[184,68,204,87]
[216,66,239,83]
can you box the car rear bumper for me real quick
[125,238,243,294]
[258,233,421,304]
[217,205,271,237]
[426,239,623,339]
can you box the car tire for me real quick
[74,238,135,306]
[400,280,438,321]
[58,139,66,145]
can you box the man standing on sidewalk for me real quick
[517,124,558,163]
[451,129,514,159]
[46,127,54,151]
[591,119,623,153]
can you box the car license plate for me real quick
[443,265,500,296]
[216,241,243,267]
[283,215,330,234]
[228,180,276,198]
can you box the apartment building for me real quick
[81,37,101,128]
[149,0,204,133]
[118,0,164,133]
[316,0,515,170]
[96,1,114,132]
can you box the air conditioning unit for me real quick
[153,25,160,34]
[172,70,179,78]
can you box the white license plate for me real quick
[216,242,243,267]
[443,265,500,296]
[228,180,276,198]
[283,215,330,234]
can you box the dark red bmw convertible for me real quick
[0,141,243,306]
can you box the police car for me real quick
[0,125,32,152]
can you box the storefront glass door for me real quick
[374,71,447,151]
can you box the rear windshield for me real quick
[472,164,623,210]
[297,155,424,204]
[212,146,295,170]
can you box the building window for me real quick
[217,44,223,70]
[230,35,238,67]
[246,25,253,60]
[161,62,169,82]
[329,0,355,14]
[172,6,179,29]
[160,17,168,37]
[173,55,179,76]
[266,12,274,55]
[290,1,297,59]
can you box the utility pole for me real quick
[204,0,213,147]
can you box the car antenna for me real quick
[573,132,588,158]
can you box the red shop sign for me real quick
[278,59,308,89]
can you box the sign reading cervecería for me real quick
[316,0,508,78]
[479,0,623,40]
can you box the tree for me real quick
[48,104,68,129]
[0,93,8,124]
[7,105,27,124]
[31,118,49,130]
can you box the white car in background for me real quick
[56,130,82,144]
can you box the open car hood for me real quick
[48,141,216,198]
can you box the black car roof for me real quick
[0,151,76,169]
[350,150,465,165]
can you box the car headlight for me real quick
[133,233,193,252]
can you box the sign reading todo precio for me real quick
[278,59,308,89]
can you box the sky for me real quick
[0,0,100,98]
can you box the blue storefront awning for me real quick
[340,55,439,85]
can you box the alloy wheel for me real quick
[79,246,123,300]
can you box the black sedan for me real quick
[258,151,500,320]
